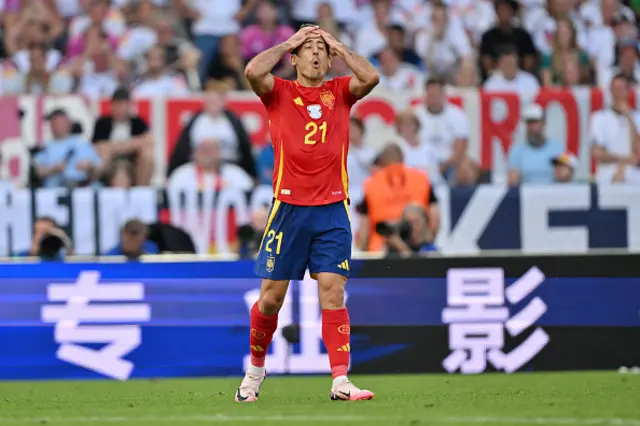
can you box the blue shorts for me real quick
[254,200,352,281]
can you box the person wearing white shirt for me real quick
[590,73,640,184]
[395,108,444,186]
[484,45,541,96]
[414,77,470,180]
[376,47,423,91]
[354,0,399,58]
[167,137,254,193]
[347,117,376,206]
[132,46,190,98]
[184,0,255,82]
[415,1,472,79]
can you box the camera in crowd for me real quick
[374,204,437,256]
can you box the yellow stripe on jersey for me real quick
[343,200,351,223]
[341,143,349,199]
[274,141,284,198]
[259,199,281,252]
[294,97,303,106]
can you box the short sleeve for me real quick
[92,117,112,143]
[336,76,359,107]
[451,107,469,139]
[131,116,149,136]
[508,144,522,170]
[259,76,285,108]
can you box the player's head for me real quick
[291,24,331,82]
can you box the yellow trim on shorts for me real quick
[343,200,351,222]
[259,199,281,252]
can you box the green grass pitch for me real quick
[0,372,638,426]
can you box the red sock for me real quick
[322,308,351,379]
[249,302,278,368]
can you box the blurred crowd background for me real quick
[2,0,640,260]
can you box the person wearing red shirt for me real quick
[236,24,379,403]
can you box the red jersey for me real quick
[259,76,359,206]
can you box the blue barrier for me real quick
[0,260,638,380]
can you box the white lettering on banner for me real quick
[437,185,508,254]
[243,273,349,374]
[442,267,549,374]
[597,185,640,250]
[520,185,591,253]
[0,186,30,256]
[40,271,151,381]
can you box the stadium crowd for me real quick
[2,0,640,258]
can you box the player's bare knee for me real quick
[317,273,347,310]
[258,279,289,315]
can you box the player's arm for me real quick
[244,26,320,96]
[319,30,380,99]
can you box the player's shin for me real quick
[249,302,278,370]
[321,307,351,381]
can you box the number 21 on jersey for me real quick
[304,121,327,145]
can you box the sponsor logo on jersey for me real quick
[307,104,322,119]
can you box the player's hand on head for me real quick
[317,29,341,53]
[286,25,320,52]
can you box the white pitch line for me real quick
[0,415,638,425]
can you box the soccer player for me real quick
[235,25,379,402]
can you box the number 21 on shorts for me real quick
[304,121,327,145]
[265,230,283,254]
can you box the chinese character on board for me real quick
[40,271,151,381]
[442,267,549,374]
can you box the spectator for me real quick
[357,144,440,253]
[240,0,294,78]
[206,35,251,90]
[599,38,640,88]
[3,44,73,94]
[347,116,375,206]
[585,0,635,75]
[180,0,258,82]
[256,141,275,186]
[551,153,577,183]
[66,23,119,61]
[414,78,470,183]
[8,18,63,73]
[590,73,640,184]
[376,47,421,91]
[107,159,135,188]
[14,216,72,260]
[415,2,473,80]
[558,55,583,87]
[384,24,422,68]
[507,104,564,185]
[34,109,102,188]
[540,19,592,87]
[384,202,438,257]
[92,87,154,186]
[354,0,395,59]
[449,0,495,48]
[454,59,480,87]
[155,14,201,82]
[531,0,588,56]
[479,0,537,79]
[131,45,190,97]
[292,0,358,28]
[68,0,126,41]
[105,218,160,260]
[72,28,122,98]
[315,2,352,50]
[117,3,161,74]
[167,137,254,192]
[395,109,442,186]
[169,88,257,180]
[483,45,541,96]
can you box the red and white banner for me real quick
[0,87,631,186]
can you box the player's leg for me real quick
[236,201,310,403]
[236,278,289,403]
[309,201,374,401]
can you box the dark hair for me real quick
[386,23,405,35]
[425,77,446,88]
[497,44,519,58]
[350,116,364,132]
[291,24,330,56]
[611,72,631,86]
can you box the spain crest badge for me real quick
[320,90,335,109]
